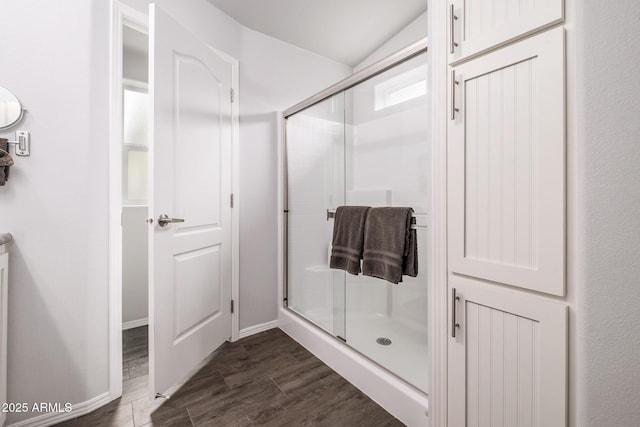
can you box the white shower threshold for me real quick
[278,308,429,427]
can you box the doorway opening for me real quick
[121,23,150,401]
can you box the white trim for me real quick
[238,320,278,339]
[276,111,285,311]
[564,1,578,425]
[428,1,449,425]
[5,392,110,427]
[122,317,148,330]
[108,0,148,401]
[279,309,429,426]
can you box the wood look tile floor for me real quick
[55,327,404,427]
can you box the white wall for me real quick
[576,1,640,425]
[355,11,427,72]
[236,29,351,329]
[0,0,351,423]
[0,0,111,423]
[123,50,148,83]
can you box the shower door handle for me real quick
[451,288,460,338]
[157,214,185,227]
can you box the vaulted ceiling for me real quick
[207,0,427,67]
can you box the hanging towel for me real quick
[362,207,418,284]
[0,139,14,186]
[329,206,371,275]
[403,217,418,278]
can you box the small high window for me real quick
[374,64,427,111]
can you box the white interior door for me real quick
[148,3,233,397]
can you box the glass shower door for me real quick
[285,49,429,394]
[286,93,346,339]
[343,52,429,392]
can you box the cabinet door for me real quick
[449,0,564,63]
[448,28,565,296]
[448,276,567,427]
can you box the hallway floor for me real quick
[56,327,403,426]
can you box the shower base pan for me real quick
[278,308,429,426]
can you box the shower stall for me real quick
[282,40,430,397]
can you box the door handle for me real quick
[450,4,458,54]
[451,288,460,338]
[450,70,459,120]
[157,214,185,227]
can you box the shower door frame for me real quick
[277,34,451,425]
[280,37,431,380]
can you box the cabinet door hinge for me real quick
[230,88,235,103]
[230,193,234,208]
[231,299,235,314]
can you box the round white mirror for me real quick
[0,86,24,130]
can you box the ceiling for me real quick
[207,0,427,67]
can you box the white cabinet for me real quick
[445,11,568,424]
[448,0,564,63]
[0,251,7,427]
[448,28,565,296]
[448,276,567,427]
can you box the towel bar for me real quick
[326,208,426,230]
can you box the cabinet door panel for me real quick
[449,0,564,63]
[448,28,565,296]
[448,276,567,427]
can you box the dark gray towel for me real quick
[403,218,418,277]
[329,206,371,275]
[0,139,13,186]
[362,207,418,284]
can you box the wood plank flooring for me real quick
[55,327,404,426]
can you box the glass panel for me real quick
[286,93,345,337]
[343,52,429,392]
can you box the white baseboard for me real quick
[238,320,278,339]
[5,392,111,427]
[122,317,148,330]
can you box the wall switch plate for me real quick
[15,131,29,156]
